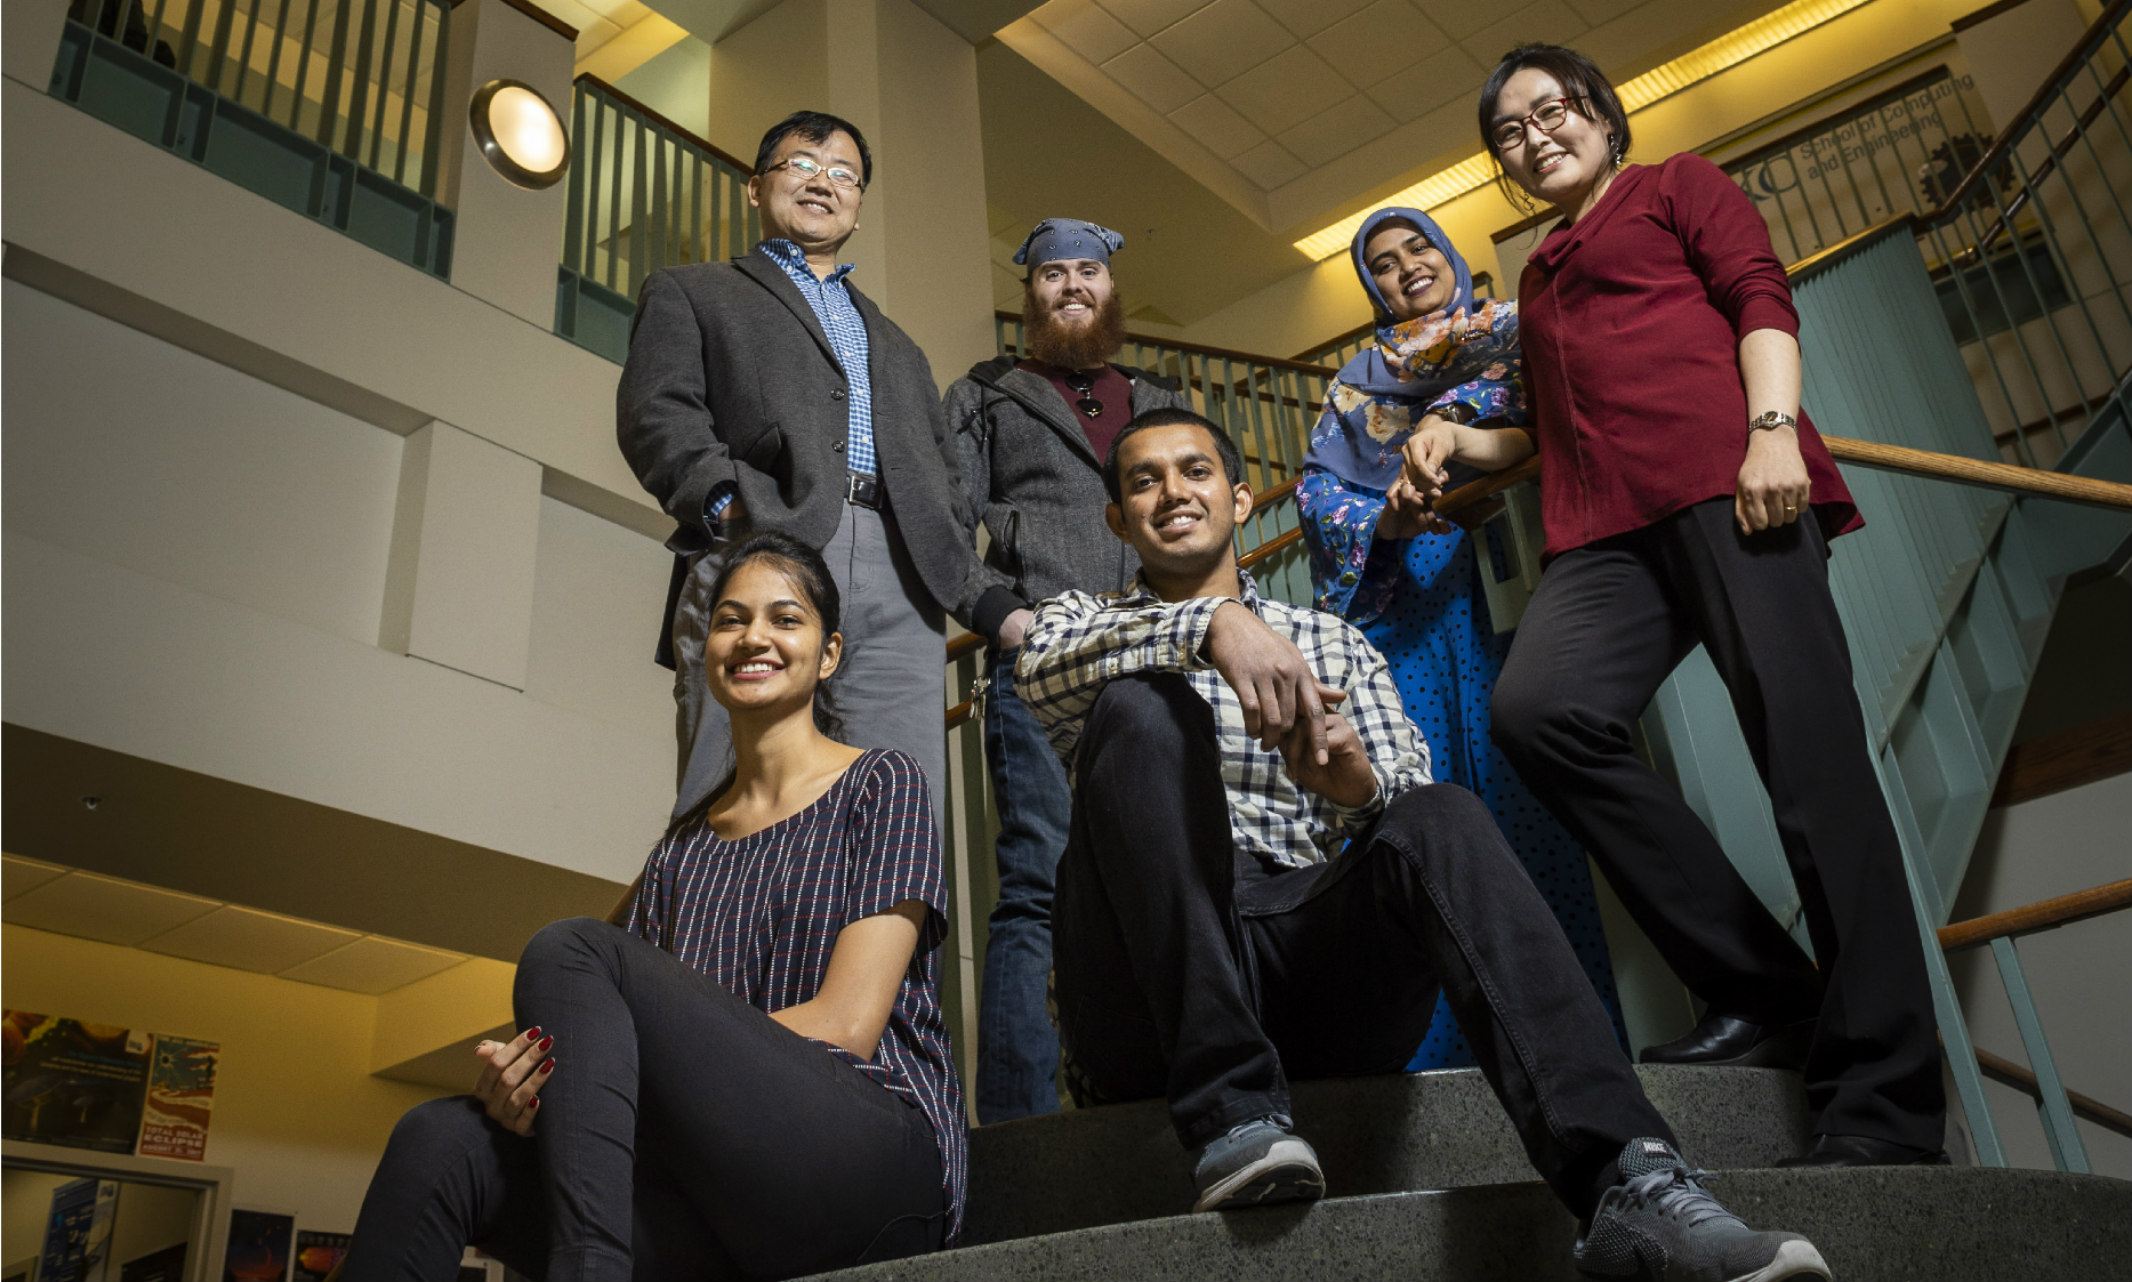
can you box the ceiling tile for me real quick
[1231,138,1308,188]
[1412,0,1503,40]
[143,905,361,974]
[1564,0,1648,24]
[1149,0,1289,87]
[1306,0,1446,94]
[1095,0,1216,38]
[1458,0,1589,65]
[281,936,468,995]
[1034,0,1142,64]
[1365,44,1487,124]
[1277,93,1398,169]
[1101,43,1206,114]
[1216,44,1350,136]
[4,873,220,945]
[1169,92,1269,159]
[3,854,67,902]
[1254,0,1376,39]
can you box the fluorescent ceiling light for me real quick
[1292,0,1878,261]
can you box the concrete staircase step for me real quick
[821,1168,2132,1282]
[965,1065,1812,1245]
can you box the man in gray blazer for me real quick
[618,110,995,820]
[941,219,1188,1122]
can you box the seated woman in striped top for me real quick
[344,533,966,1282]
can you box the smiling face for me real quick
[1104,423,1253,587]
[1031,257,1114,327]
[1364,221,1456,322]
[1491,68,1616,214]
[704,559,842,720]
[748,129,864,254]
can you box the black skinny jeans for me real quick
[1490,498,1945,1151]
[1050,673,1673,1219]
[345,919,945,1282]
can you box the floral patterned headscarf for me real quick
[1303,206,1523,492]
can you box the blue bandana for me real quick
[1014,218,1124,269]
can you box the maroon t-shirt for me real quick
[1020,359,1133,460]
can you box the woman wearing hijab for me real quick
[1294,206,1624,1070]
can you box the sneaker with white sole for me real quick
[1190,1114,1325,1212]
[1576,1138,1832,1282]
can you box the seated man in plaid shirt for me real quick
[1014,408,1827,1282]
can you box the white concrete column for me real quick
[438,0,576,328]
[381,422,543,689]
[2,0,70,88]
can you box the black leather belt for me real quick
[846,471,882,509]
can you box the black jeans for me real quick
[1050,674,1672,1219]
[345,919,945,1282]
[1490,498,1945,1151]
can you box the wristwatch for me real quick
[1748,410,1798,433]
[1434,402,1479,426]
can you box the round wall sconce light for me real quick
[470,79,569,189]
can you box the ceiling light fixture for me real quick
[470,79,570,190]
[1291,0,1878,261]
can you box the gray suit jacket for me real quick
[942,357,1187,642]
[617,247,999,657]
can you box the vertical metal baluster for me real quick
[1766,156,1809,261]
[1990,938,2092,1172]
[234,0,263,105]
[629,109,649,297]
[262,0,292,119]
[367,0,401,171]
[1961,199,2060,452]
[148,0,175,55]
[343,0,379,161]
[650,130,669,274]
[2001,139,2119,430]
[2056,76,2132,304]
[1862,100,1901,219]
[419,0,446,197]
[587,95,609,286]
[1978,166,2085,456]
[1930,221,2034,464]
[604,104,625,290]
[175,0,207,82]
[203,0,237,93]
[563,84,587,274]
[315,0,350,147]
[690,152,704,264]
[392,0,421,185]
[289,0,320,134]
[1817,127,1864,235]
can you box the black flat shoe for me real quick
[1638,1011,1815,1068]
[1776,1133,1952,1168]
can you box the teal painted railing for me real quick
[48,0,454,276]
[556,75,761,364]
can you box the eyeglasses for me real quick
[1491,97,1579,152]
[765,155,864,191]
[1064,371,1103,419]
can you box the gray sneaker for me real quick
[1576,1138,1831,1281]
[1190,1114,1325,1212]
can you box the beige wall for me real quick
[2,926,457,1238]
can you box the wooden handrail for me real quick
[1975,1046,2132,1139]
[1937,878,2132,951]
[573,73,757,176]
[1993,711,2132,805]
[1824,436,2132,510]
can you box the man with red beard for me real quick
[942,219,1188,1123]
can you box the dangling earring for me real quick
[1609,133,1626,166]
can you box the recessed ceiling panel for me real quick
[1306,0,1446,91]
[282,936,469,995]
[1102,43,1207,113]
[143,905,362,974]
[3,854,68,902]
[1098,0,1216,39]
[4,872,219,946]
[1036,0,1143,62]
[1149,0,1289,87]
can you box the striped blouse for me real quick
[624,748,967,1242]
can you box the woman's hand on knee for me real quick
[473,1027,555,1137]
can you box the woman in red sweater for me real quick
[1405,43,1947,1168]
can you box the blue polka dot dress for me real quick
[1297,468,1628,1067]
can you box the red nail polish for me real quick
[524,1026,542,1041]
[530,1097,541,1109]
[538,1036,553,1052]
[541,1057,556,1073]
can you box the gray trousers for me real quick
[671,501,949,822]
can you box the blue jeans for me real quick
[976,648,1072,1124]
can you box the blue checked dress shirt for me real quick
[707,240,877,526]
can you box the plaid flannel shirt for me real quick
[1014,570,1432,871]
